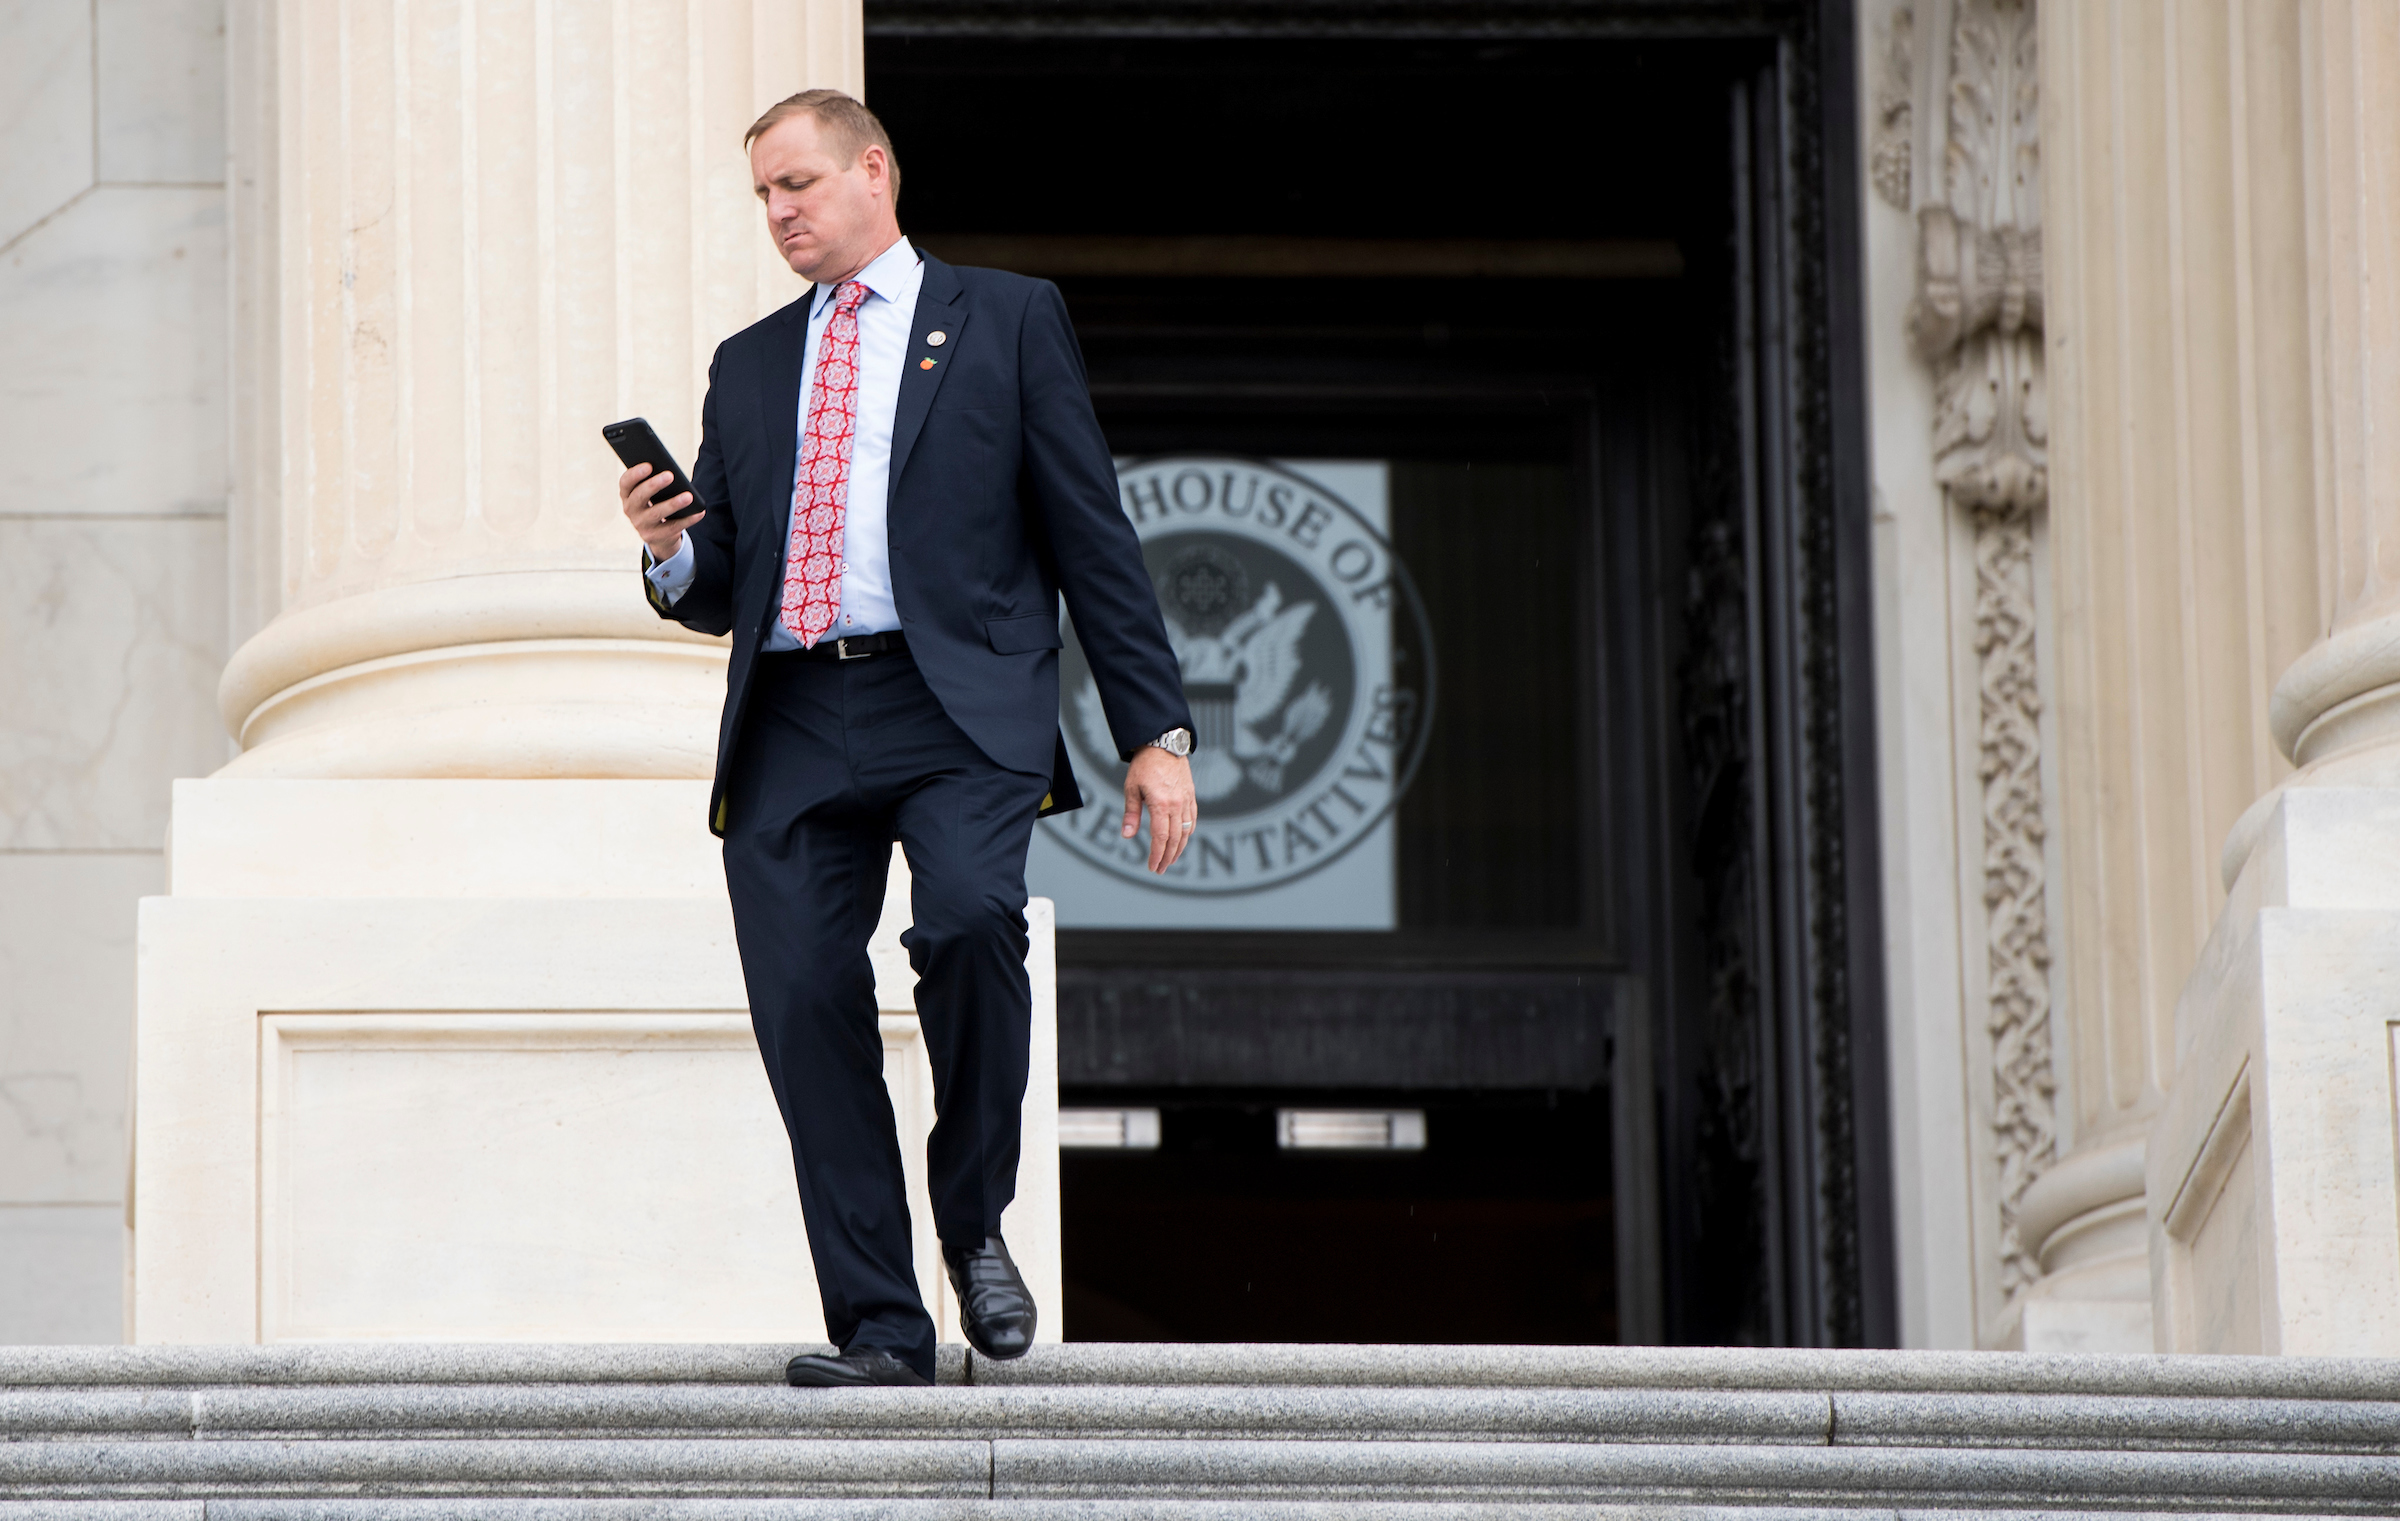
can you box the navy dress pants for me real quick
[720,646,1051,1380]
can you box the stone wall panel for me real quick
[0,519,229,849]
[0,852,160,1203]
[0,188,227,519]
[0,1,95,251]
[96,0,226,185]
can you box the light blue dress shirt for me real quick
[647,235,924,646]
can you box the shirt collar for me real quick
[814,235,920,315]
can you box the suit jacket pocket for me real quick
[986,612,1064,654]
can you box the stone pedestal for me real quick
[2149,790,2400,1354]
[134,781,1063,1344]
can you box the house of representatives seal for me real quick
[1050,457,1435,893]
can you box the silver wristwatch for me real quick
[1146,727,1194,758]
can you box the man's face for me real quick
[750,113,893,284]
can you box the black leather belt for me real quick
[776,629,910,663]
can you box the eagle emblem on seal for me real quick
[1075,545,1335,804]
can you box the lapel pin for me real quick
[926,330,947,347]
[919,357,937,370]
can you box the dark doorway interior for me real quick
[866,3,1891,1349]
[1064,1091,1616,1343]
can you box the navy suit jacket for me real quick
[648,253,1191,837]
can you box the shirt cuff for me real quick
[644,536,696,606]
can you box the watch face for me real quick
[1164,728,1193,756]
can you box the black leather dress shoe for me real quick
[945,1234,1037,1360]
[784,1349,931,1387]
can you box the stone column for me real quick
[2034,0,2327,1349]
[2133,0,2400,1354]
[2229,0,2400,829]
[218,0,861,777]
[134,1,1064,1348]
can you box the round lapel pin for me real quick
[926,330,947,346]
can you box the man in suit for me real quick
[620,90,1195,1388]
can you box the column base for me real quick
[132,778,1062,1345]
[2018,1294,2154,1354]
[215,572,730,780]
[2149,788,2400,1354]
[220,639,728,779]
[2013,1136,2154,1353]
[2219,727,2400,889]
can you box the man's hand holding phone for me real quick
[604,417,705,564]
[620,463,701,564]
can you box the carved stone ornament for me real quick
[1872,7,1914,209]
[1905,0,2058,1298]
[1910,0,2047,512]
[1973,498,2054,1297]
[1909,211,2042,357]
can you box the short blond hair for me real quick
[745,89,901,206]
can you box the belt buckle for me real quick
[837,636,865,661]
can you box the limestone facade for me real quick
[1856,0,2391,1355]
[1862,0,2400,1354]
[4,0,2393,1350]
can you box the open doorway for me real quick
[867,0,1891,1348]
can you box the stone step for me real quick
[17,1379,2400,1450]
[3,1344,2398,1516]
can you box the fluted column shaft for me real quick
[220,0,859,777]
[2256,0,2400,781]
[2031,0,2326,1310]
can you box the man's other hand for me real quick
[621,464,700,562]
[1123,747,1198,874]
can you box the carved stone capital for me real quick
[1909,0,2048,523]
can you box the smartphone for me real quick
[602,417,707,523]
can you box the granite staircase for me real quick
[5,1342,2400,1517]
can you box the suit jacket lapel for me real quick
[757,291,814,514]
[888,255,968,495]
[742,293,814,616]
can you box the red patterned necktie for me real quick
[780,279,871,647]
